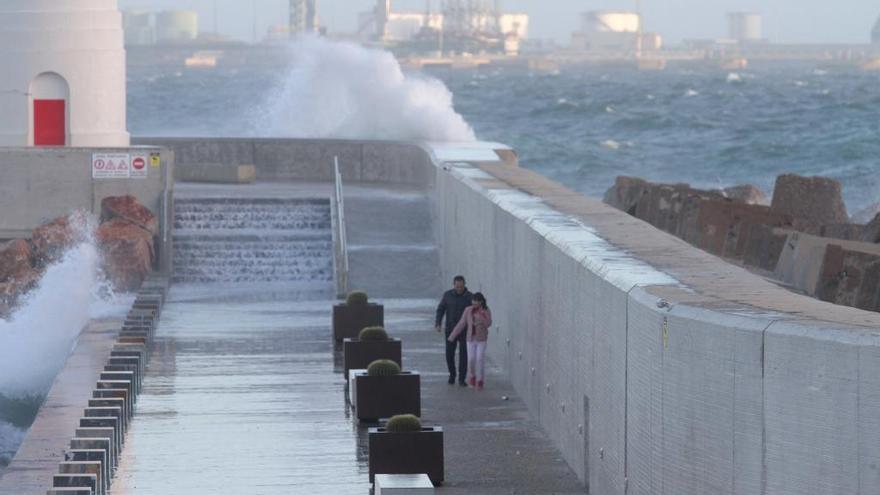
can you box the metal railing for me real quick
[332,157,350,298]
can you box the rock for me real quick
[101,195,158,237]
[0,265,44,311]
[770,174,849,226]
[97,218,154,291]
[722,184,768,205]
[603,176,652,214]
[31,216,79,264]
[0,239,33,282]
[861,213,880,243]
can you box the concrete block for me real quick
[175,163,257,184]
[46,489,93,495]
[374,473,434,494]
[88,398,128,427]
[771,173,848,225]
[98,372,135,397]
[68,442,111,469]
[59,461,104,495]
[52,474,97,495]
[103,363,140,394]
[66,447,109,485]
[79,417,122,452]
[74,428,117,472]
[84,406,125,437]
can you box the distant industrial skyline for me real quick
[118,0,880,44]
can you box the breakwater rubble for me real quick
[605,173,880,312]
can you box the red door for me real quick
[34,99,65,146]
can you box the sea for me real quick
[128,49,880,220]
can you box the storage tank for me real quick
[0,0,129,147]
[728,12,762,42]
[582,11,640,34]
[123,10,154,46]
[156,10,198,43]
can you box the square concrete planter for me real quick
[343,338,402,381]
[353,371,420,422]
[369,426,444,486]
[332,303,383,342]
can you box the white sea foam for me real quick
[262,36,476,142]
[0,214,131,399]
[726,72,743,83]
[685,89,700,97]
[601,139,621,150]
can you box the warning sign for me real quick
[131,153,148,179]
[150,152,161,168]
[92,153,131,179]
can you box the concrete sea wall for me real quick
[132,137,435,187]
[428,154,880,494]
[62,137,880,494]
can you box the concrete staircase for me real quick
[172,198,333,284]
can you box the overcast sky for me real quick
[118,0,880,44]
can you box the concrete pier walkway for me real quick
[107,285,583,494]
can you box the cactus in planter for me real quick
[346,290,369,305]
[367,359,401,377]
[359,326,389,341]
[386,414,422,432]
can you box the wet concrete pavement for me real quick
[108,285,584,494]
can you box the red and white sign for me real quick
[92,152,131,179]
[130,153,148,179]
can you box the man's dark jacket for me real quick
[436,288,473,334]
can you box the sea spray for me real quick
[0,213,130,400]
[0,213,134,467]
[263,36,476,142]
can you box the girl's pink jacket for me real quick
[448,306,493,342]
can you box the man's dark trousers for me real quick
[445,329,468,381]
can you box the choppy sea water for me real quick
[128,59,880,218]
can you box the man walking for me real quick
[435,275,472,386]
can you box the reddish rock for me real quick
[0,239,33,282]
[0,265,44,311]
[31,216,78,264]
[770,174,849,226]
[97,218,154,291]
[101,195,158,237]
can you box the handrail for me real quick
[332,157,350,298]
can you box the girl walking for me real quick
[448,293,492,390]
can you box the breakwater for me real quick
[10,137,879,494]
[431,147,880,494]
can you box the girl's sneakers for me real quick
[468,376,477,387]
[477,380,484,390]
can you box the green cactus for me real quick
[386,414,422,432]
[358,326,389,341]
[346,290,369,305]
[367,359,401,377]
